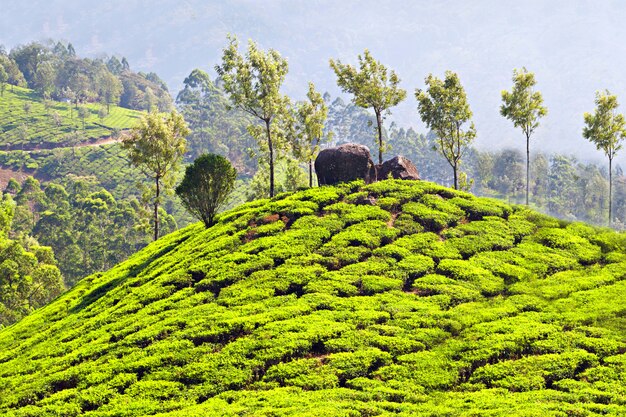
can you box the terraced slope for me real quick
[0,86,140,149]
[1,180,626,416]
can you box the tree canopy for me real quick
[216,35,290,198]
[583,90,626,226]
[501,67,547,205]
[330,50,406,164]
[293,82,330,187]
[176,153,237,228]
[122,110,189,240]
[416,71,476,190]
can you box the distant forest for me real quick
[0,40,171,112]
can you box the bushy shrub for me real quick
[470,349,599,391]
[175,153,237,228]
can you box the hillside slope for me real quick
[1,180,626,416]
[0,86,140,150]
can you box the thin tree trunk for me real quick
[154,176,160,241]
[526,132,530,206]
[609,158,613,227]
[453,161,458,190]
[309,159,313,188]
[376,111,383,165]
[265,119,275,198]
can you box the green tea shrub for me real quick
[392,213,424,235]
[437,259,505,296]
[325,202,391,225]
[402,202,461,231]
[449,196,511,220]
[327,348,393,381]
[2,178,626,416]
[470,349,599,390]
[411,274,483,304]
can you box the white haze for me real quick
[2,0,626,166]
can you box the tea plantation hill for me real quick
[0,85,140,150]
[2,179,626,416]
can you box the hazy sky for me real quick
[2,0,626,166]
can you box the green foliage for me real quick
[0,85,140,148]
[176,154,237,228]
[0,179,625,415]
[215,34,290,198]
[330,49,406,164]
[292,82,331,187]
[583,89,626,227]
[501,67,547,206]
[122,110,190,240]
[175,69,257,173]
[416,71,476,190]
[0,194,64,326]
[17,176,152,286]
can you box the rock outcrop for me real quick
[377,156,420,181]
[315,143,377,185]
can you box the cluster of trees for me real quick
[209,35,625,227]
[175,69,257,174]
[0,41,172,112]
[0,189,64,327]
[122,109,238,235]
[4,176,165,287]
[381,124,626,228]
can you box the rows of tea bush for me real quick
[0,179,625,416]
[0,86,139,148]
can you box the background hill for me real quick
[0,85,139,150]
[1,179,625,415]
[0,81,184,303]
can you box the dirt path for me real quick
[76,135,122,148]
[0,130,128,152]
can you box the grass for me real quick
[0,85,140,149]
[0,179,625,416]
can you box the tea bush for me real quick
[1,179,625,416]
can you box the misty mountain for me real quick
[2,0,626,165]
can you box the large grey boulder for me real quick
[377,156,420,181]
[315,143,377,185]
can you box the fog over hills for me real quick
[2,0,626,165]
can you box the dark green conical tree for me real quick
[176,153,237,228]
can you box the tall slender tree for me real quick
[122,110,189,240]
[77,105,88,131]
[294,82,330,187]
[215,35,289,198]
[416,71,476,190]
[330,50,406,164]
[500,68,547,206]
[583,90,626,227]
